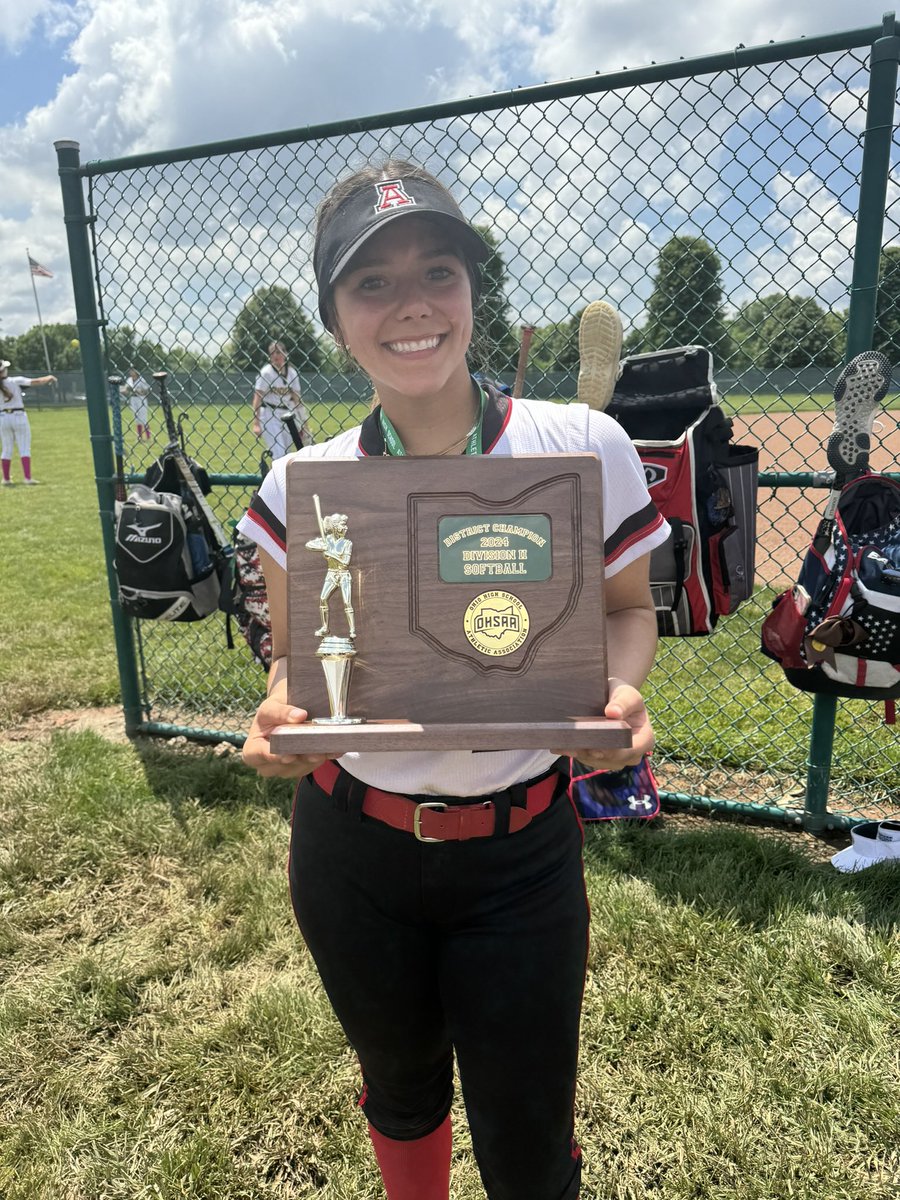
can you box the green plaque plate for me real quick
[438,514,552,583]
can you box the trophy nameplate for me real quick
[269,454,631,753]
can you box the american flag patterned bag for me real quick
[761,472,900,704]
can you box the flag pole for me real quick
[27,247,53,375]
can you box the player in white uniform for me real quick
[251,341,312,457]
[240,161,669,1200]
[120,367,152,440]
[0,360,57,485]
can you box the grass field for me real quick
[1,405,899,1199]
[719,391,900,415]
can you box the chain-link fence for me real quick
[21,371,87,407]
[57,18,899,830]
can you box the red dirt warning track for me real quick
[731,410,900,588]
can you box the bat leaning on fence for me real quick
[108,374,126,503]
[152,370,231,554]
[512,325,535,400]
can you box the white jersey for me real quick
[0,377,30,412]
[239,394,669,797]
[254,363,307,417]
[126,375,150,399]
[122,374,151,421]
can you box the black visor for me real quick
[314,176,490,329]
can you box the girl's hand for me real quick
[242,697,330,778]
[557,677,655,772]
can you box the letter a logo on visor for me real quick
[373,179,417,212]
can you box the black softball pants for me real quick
[288,769,589,1200]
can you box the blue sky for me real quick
[0,0,80,124]
[2,34,67,124]
[0,0,891,342]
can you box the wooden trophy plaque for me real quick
[268,454,631,754]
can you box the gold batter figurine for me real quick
[306,495,356,639]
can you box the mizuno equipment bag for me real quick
[114,484,222,621]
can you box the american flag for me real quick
[29,255,53,279]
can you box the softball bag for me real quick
[222,453,274,669]
[760,351,898,706]
[114,484,223,621]
[761,472,900,703]
[223,418,306,668]
[224,527,273,668]
[114,372,231,621]
[606,345,759,636]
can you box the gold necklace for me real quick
[435,418,479,456]
[429,395,481,456]
[381,392,480,456]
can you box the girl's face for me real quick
[331,215,474,404]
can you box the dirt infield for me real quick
[731,410,900,588]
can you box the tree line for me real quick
[526,241,900,374]
[2,238,898,376]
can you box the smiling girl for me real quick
[238,161,669,1200]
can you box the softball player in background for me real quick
[1,360,56,485]
[251,341,312,456]
[240,161,668,1200]
[121,367,152,440]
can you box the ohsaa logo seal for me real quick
[463,591,530,657]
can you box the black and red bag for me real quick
[607,345,759,635]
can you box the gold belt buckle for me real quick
[413,801,448,842]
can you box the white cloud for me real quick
[531,0,876,83]
[0,0,72,51]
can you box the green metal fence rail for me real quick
[57,17,900,831]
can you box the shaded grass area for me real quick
[0,733,368,1199]
[1,731,898,1198]
[578,822,900,1199]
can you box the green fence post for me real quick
[803,14,900,833]
[805,694,838,833]
[55,139,145,735]
[845,12,900,355]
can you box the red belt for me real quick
[311,760,559,843]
